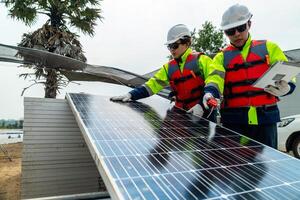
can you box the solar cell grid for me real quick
[67,93,300,200]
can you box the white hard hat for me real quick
[220,4,252,30]
[165,24,191,45]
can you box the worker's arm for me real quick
[129,64,169,100]
[267,41,296,95]
[201,53,225,98]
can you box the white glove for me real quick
[187,104,204,117]
[202,93,214,109]
[264,80,290,97]
[110,93,132,102]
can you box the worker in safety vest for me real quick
[111,24,225,121]
[212,4,296,148]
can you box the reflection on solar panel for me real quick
[67,93,300,200]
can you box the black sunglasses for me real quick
[224,23,247,36]
[167,42,181,50]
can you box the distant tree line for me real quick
[0,119,23,129]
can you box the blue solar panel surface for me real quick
[67,93,300,200]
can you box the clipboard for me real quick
[252,61,300,88]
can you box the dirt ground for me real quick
[0,143,22,200]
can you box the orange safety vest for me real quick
[168,53,205,110]
[222,40,278,108]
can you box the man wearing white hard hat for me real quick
[111,24,225,121]
[212,4,296,148]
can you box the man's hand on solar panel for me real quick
[187,104,204,117]
[110,93,132,102]
[264,80,290,97]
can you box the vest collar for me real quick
[176,48,192,64]
[230,35,252,51]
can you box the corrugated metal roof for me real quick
[0,43,170,98]
[284,48,300,63]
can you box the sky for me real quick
[0,0,300,119]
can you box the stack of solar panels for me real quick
[67,93,300,200]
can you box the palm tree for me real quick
[2,0,103,98]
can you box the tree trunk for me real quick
[44,69,58,98]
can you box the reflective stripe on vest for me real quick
[168,53,205,110]
[223,40,278,108]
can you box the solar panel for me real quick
[66,93,300,200]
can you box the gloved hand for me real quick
[110,93,132,102]
[264,80,290,97]
[202,93,216,109]
[187,104,204,117]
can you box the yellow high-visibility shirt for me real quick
[144,48,225,97]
